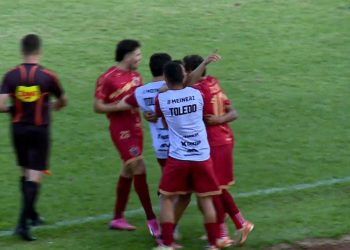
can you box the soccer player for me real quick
[0,34,67,241]
[152,61,228,250]
[93,39,159,236]
[133,53,172,169]
[183,54,254,246]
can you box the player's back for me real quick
[194,75,234,146]
[2,63,63,126]
[157,87,209,161]
[134,80,168,158]
[134,80,165,113]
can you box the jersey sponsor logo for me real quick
[143,97,155,106]
[120,130,131,140]
[143,88,159,94]
[109,77,141,100]
[157,134,169,140]
[169,104,197,116]
[183,133,199,138]
[160,143,169,148]
[186,148,199,153]
[15,85,41,102]
[181,140,201,147]
[167,95,195,104]
[129,146,140,157]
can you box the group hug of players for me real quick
[0,35,253,250]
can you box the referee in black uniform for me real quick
[0,34,67,241]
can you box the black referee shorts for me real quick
[11,123,50,171]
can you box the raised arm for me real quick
[185,53,221,86]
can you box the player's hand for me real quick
[204,114,223,125]
[204,52,221,65]
[51,101,62,111]
[143,112,158,123]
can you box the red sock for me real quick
[213,195,225,224]
[205,222,220,246]
[221,189,245,229]
[161,222,174,246]
[114,176,132,220]
[134,174,156,220]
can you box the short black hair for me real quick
[21,34,41,56]
[115,39,141,62]
[183,54,205,76]
[164,61,185,86]
[149,53,172,77]
[172,59,184,66]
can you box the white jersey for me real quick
[134,81,169,159]
[157,87,210,161]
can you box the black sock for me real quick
[18,177,26,227]
[22,181,39,226]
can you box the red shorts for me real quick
[157,158,167,171]
[159,157,221,197]
[211,142,235,189]
[109,125,143,165]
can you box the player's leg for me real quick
[108,128,139,230]
[16,168,43,241]
[197,195,220,248]
[220,189,254,245]
[212,194,230,239]
[210,144,236,242]
[159,194,176,247]
[110,163,135,230]
[174,193,191,225]
[157,157,191,248]
[192,159,228,248]
[11,124,36,241]
[27,126,49,226]
[193,158,235,249]
[130,158,159,237]
[213,142,254,245]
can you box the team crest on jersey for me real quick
[15,85,41,102]
[132,77,140,85]
[129,147,140,156]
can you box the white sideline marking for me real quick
[1,176,349,237]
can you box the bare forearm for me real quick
[185,53,221,86]
[220,110,238,123]
[94,102,118,113]
[185,60,207,86]
[93,99,131,114]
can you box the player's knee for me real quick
[130,159,146,175]
[25,169,43,183]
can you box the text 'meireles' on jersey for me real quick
[157,87,210,161]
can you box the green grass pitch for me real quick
[0,0,349,249]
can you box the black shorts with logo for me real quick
[11,123,50,170]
